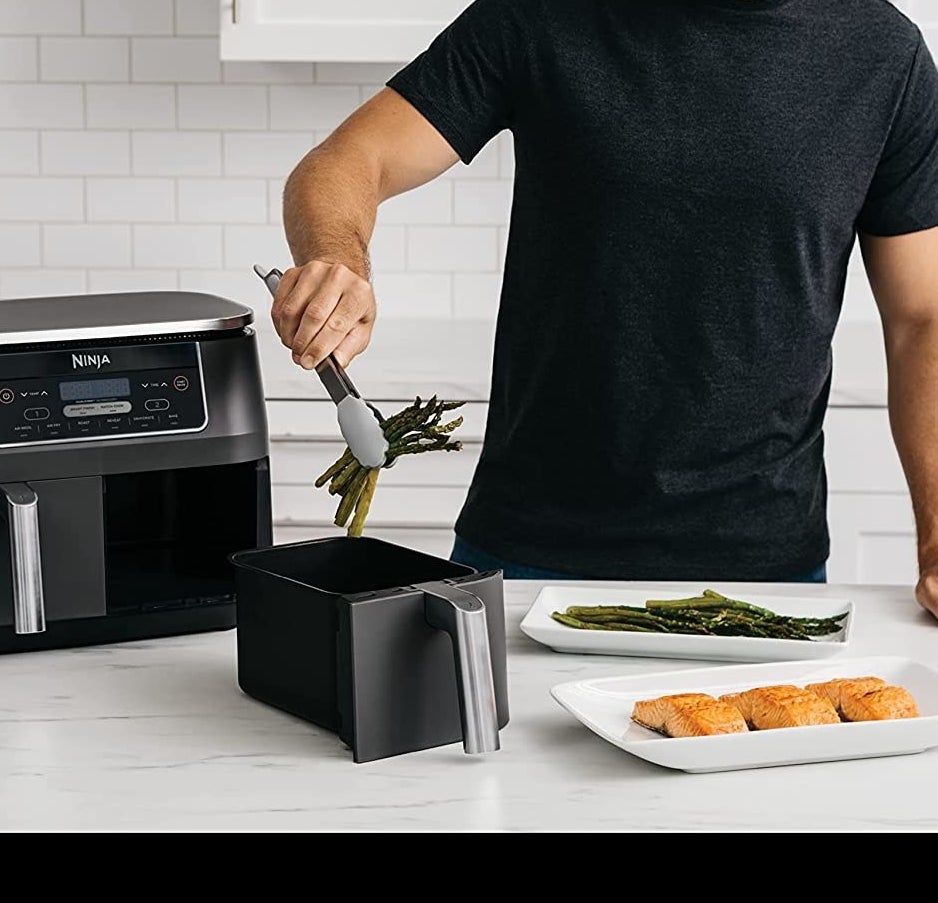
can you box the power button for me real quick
[0,387,14,405]
[173,375,189,392]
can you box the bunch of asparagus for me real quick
[315,395,465,538]
[551,589,849,640]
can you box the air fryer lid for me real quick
[0,291,253,346]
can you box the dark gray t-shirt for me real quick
[387,0,938,580]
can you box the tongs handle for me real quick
[253,263,360,405]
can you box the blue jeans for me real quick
[450,536,828,583]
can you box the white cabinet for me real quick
[221,0,472,62]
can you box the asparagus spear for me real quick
[314,396,466,538]
[551,594,849,641]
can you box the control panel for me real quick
[0,342,206,446]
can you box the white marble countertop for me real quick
[2,580,937,832]
[257,319,889,408]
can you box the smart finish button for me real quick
[173,375,189,392]
[0,388,13,405]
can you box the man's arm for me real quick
[274,87,459,368]
[860,226,938,619]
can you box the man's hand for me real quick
[916,568,938,620]
[271,261,377,370]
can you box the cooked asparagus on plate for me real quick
[551,589,849,641]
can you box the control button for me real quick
[102,416,126,432]
[70,418,97,435]
[41,420,66,438]
[0,387,13,405]
[12,423,36,438]
[145,398,170,412]
[129,414,159,430]
[173,375,189,392]
[24,407,50,421]
[64,401,131,418]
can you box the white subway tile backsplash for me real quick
[0,84,83,128]
[269,85,359,130]
[88,268,178,292]
[84,0,173,36]
[454,274,502,319]
[0,177,83,221]
[268,179,284,224]
[132,38,220,83]
[44,224,131,266]
[0,225,41,266]
[177,85,267,130]
[223,132,313,177]
[454,179,513,225]
[134,224,222,267]
[177,178,267,223]
[497,133,515,179]
[0,131,39,175]
[407,226,497,272]
[316,63,400,85]
[132,131,221,175]
[41,131,130,175]
[0,1,81,35]
[40,37,129,82]
[174,0,219,36]
[0,24,525,320]
[0,268,85,298]
[0,37,38,81]
[223,224,291,270]
[223,62,314,84]
[86,85,175,129]
[373,273,452,317]
[370,226,407,273]
[87,177,175,222]
[379,181,453,225]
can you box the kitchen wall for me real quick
[0,0,512,328]
[1,1,936,330]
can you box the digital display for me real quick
[59,377,131,402]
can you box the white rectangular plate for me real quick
[550,656,938,772]
[520,586,853,663]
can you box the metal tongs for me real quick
[254,264,389,469]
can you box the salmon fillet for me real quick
[631,693,748,737]
[840,684,920,722]
[806,676,887,715]
[720,684,840,729]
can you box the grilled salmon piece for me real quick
[839,684,920,722]
[720,684,839,729]
[720,684,802,725]
[631,693,748,737]
[806,677,886,716]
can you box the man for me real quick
[271,0,938,618]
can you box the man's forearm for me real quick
[282,139,380,279]
[884,319,938,568]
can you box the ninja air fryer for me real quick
[0,291,271,653]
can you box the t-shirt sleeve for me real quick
[858,34,938,236]
[386,0,532,163]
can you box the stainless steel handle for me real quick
[423,582,500,755]
[1,483,45,635]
